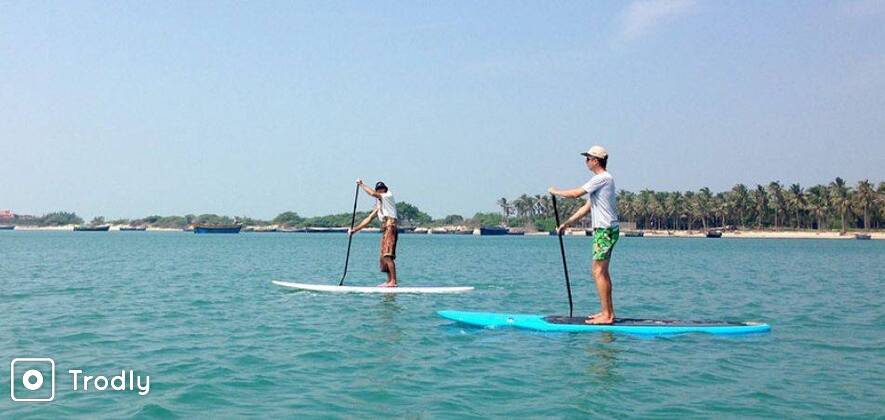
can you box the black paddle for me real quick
[339,183,360,286]
[551,194,574,317]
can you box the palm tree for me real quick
[514,194,532,221]
[617,190,635,224]
[854,180,874,230]
[664,192,681,230]
[807,186,828,230]
[497,197,512,227]
[767,181,785,230]
[636,189,653,228]
[829,177,851,233]
[697,187,712,230]
[751,185,768,228]
[649,192,664,229]
[683,191,698,230]
[878,182,885,229]
[730,184,750,227]
[562,197,585,226]
[786,184,805,229]
[538,195,552,217]
[713,193,728,228]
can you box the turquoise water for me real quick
[1,232,883,417]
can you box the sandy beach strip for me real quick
[640,230,883,240]
[5,226,883,239]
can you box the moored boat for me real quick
[119,226,147,231]
[194,225,242,234]
[0,225,14,230]
[278,227,307,233]
[706,229,723,238]
[243,226,278,233]
[476,226,508,236]
[74,225,111,232]
[855,233,871,240]
[623,230,644,237]
[305,227,347,233]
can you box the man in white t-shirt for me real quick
[548,145,620,325]
[349,179,399,287]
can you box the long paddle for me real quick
[551,194,574,317]
[339,183,360,286]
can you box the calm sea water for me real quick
[1,231,882,418]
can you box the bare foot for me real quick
[586,315,614,325]
[586,312,602,321]
[378,282,398,288]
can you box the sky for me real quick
[1,0,883,219]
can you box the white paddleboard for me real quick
[272,280,474,294]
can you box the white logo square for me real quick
[10,358,55,402]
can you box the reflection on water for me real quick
[583,333,623,387]
[375,294,403,346]
[378,294,401,318]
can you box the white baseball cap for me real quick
[581,145,608,159]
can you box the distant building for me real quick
[0,210,14,220]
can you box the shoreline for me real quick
[3,225,882,240]
[638,229,883,240]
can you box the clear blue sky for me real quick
[2,1,883,219]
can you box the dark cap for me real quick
[375,181,388,191]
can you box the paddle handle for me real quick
[339,183,360,286]
[552,195,574,318]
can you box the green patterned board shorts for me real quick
[592,226,620,261]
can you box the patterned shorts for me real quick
[380,222,398,271]
[592,226,620,261]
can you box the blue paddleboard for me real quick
[438,310,771,336]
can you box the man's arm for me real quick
[356,179,382,199]
[556,199,592,234]
[548,186,586,199]
[349,207,379,235]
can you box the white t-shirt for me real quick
[581,171,619,229]
[376,191,397,222]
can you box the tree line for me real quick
[6,178,881,231]
[495,178,883,232]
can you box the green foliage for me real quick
[442,214,464,225]
[15,177,885,231]
[608,177,885,231]
[471,212,502,228]
[131,215,189,229]
[237,216,269,227]
[90,216,106,226]
[301,212,374,228]
[39,211,84,226]
[272,211,303,227]
[396,202,432,226]
[533,217,556,232]
[192,214,235,226]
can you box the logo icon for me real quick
[10,358,55,402]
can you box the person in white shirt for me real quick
[548,145,620,325]
[349,179,399,287]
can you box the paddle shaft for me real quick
[551,195,574,317]
[339,184,360,286]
